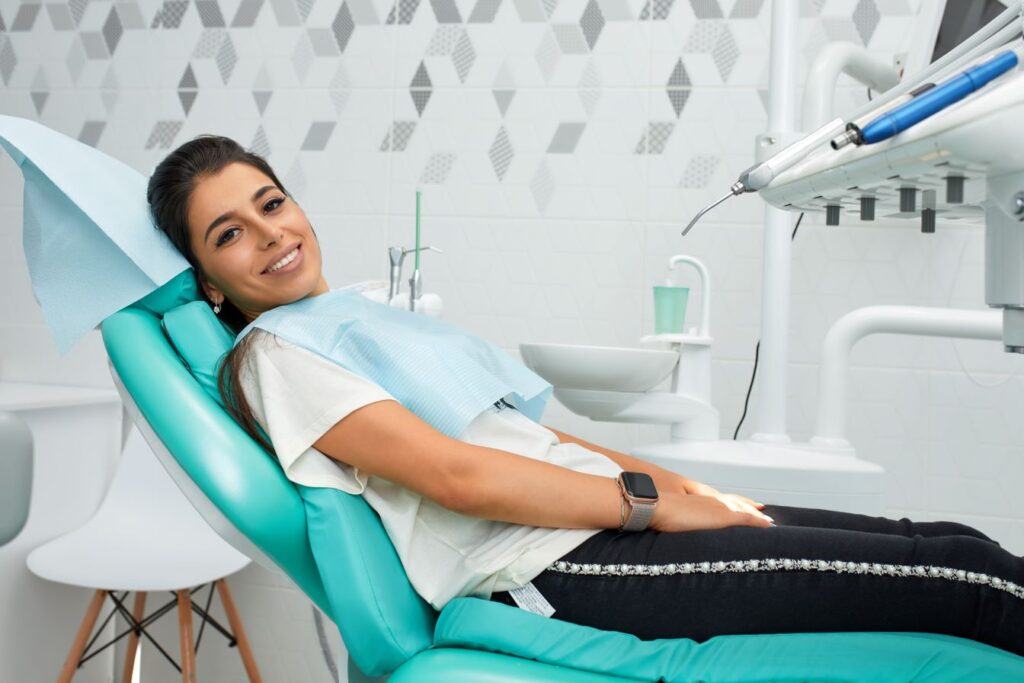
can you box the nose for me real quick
[252,216,283,247]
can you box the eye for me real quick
[215,227,239,247]
[264,197,285,212]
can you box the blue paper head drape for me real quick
[0,115,190,354]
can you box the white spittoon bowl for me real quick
[519,343,679,393]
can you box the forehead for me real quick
[187,162,276,229]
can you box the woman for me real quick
[147,135,1024,654]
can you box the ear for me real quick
[196,272,224,305]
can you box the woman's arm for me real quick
[313,400,771,532]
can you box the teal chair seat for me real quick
[101,279,1024,682]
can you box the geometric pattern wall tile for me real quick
[253,89,273,114]
[293,32,315,81]
[728,0,763,19]
[683,20,720,52]
[386,0,421,24]
[541,0,556,18]
[65,35,85,82]
[427,25,462,54]
[711,23,738,81]
[530,158,554,214]
[179,88,198,114]
[489,125,513,181]
[30,90,48,115]
[296,0,316,22]
[179,63,198,88]
[579,0,604,50]
[269,0,303,26]
[145,120,185,149]
[547,121,585,153]
[493,88,515,116]
[553,24,588,54]
[379,120,417,151]
[69,0,88,25]
[11,3,41,31]
[514,0,548,22]
[78,120,106,148]
[101,66,119,112]
[410,61,432,115]
[301,121,336,150]
[430,0,462,23]
[348,0,381,24]
[452,30,475,82]
[536,28,560,82]
[251,124,271,157]
[194,29,223,58]
[306,28,336,56]
[821,17,860,45]
[596,0,632,21]
[468,0,501,23]
[666,58,690,116]
[577,60,601,116]
[667,58,691,87]
[285,157,307,198]
[231,0,265,27]
[195,0,227,27]
[82,32,110,59]
[179,61,199,113]
[47,3,74,30]
[31,69,48,115]
[852,0,881,46]
[117,3,147,29]
[689,0,722,19]
[419,151,457,184]
[639,0,675,21]
[679,153,718,188]
[332,3,355,51]
[667,88,689,117]
[634,121,673,154]
[0,36,14,85]
[151,0,190,29]
[216,33,239,82]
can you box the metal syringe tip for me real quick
[830,129,860,150]
[681,189,737,237]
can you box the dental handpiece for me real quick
[831,82,936,150]
[681,118,845,236]
[837,50,1018,149]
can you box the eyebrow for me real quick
[203,185,278,244]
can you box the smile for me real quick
[263,245,301,274]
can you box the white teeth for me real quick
[266,247,298,273]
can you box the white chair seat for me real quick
[27,426,250,591]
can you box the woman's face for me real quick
[187,161,329,321]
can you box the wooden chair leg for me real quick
[176,590,196,683]
[216,579,262,683]
[121,592,147,683]
[57,589,108,683]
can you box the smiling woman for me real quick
[145,135,1024,657]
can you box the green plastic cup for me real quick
[653,286,690,334]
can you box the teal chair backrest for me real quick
[101,272,436,676]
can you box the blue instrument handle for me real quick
[861,50,1019,145]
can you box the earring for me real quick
[213,302,222,315]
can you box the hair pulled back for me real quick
[147,135,286,452]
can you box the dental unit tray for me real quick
[759,56,1024,225]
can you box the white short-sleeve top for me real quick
[238,329,621,609]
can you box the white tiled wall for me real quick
[3,0,1024,680]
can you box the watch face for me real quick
[622,472,658,500]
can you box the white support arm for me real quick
[802,42,901,129]
[811,306,1003,449]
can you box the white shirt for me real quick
[238,329,622,609]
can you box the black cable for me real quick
[867,87,873,101]
[733,212,804,440]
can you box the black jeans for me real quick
[491,505,1024,656]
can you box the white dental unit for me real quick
[521,0,1024,515]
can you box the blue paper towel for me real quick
[0,115,190,354]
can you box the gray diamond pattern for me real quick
[332,4,355,51]
[427,25,462,54]
[530,160,554,214]
[297,0,316,21]
[180,61,199,87]
[82,33,109,59]
[152,1,189,29]
[0,36,16,85]
[251,125,271,157]
[578,61,601,116]
[420,152,457,184]
[729,0,763,18]
[667,89,689,117]
[541,0,558,18]
[270,0,302,25]
[689,0,722,19]
[103,8,124,55]
[386,0,421,24]
[493,89,514,116]
[216,33,238,82]
[232,0,265,27]
[853,0,881,46]
[580,0,604,50]
[11,4,41,31]
[712,24,738,81]
[489,126,513,180]
[348,0,380,24]
[640,0,674,20]
[118,4,147,29]
[78,121,106,148]
[253,90,272,114]
[680,154,718,187]
[452,30,476,82]
[469,0,502,23]
[380,121,417,151]
[302,121,336,150]
[70,0,88,25]
[431,0,462,23]
[179,89,198,113]
[196,0,227,27]
[308,28,338,56]
[47,4,74,30]
[553,25,588,55]
[634,121,674,154]
[514,0,546,21]
[667,58,690,87]
[547,122,585,153]
[145,120,184,149]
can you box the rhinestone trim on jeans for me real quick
[547,558,1024,600]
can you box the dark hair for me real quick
[147,135,286,453]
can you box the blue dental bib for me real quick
[236,289,552,437]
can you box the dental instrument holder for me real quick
[639,255,719,442]
[387,245,443,310]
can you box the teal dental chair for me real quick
[101,274,1024,683]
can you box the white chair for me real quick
[0,411,32,546]
[27,425,259,682]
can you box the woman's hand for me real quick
[675,477,768,520]
[650,491,773,533]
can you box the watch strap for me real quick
[621,500,656,531]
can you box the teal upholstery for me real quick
[102,286,1024,682]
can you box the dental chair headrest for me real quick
[161,300,235,406]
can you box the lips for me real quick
[262,243,301,274]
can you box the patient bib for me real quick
[235,289,552,438]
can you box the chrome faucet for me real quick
[387,245,443,308]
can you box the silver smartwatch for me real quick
[617,472,658,532]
